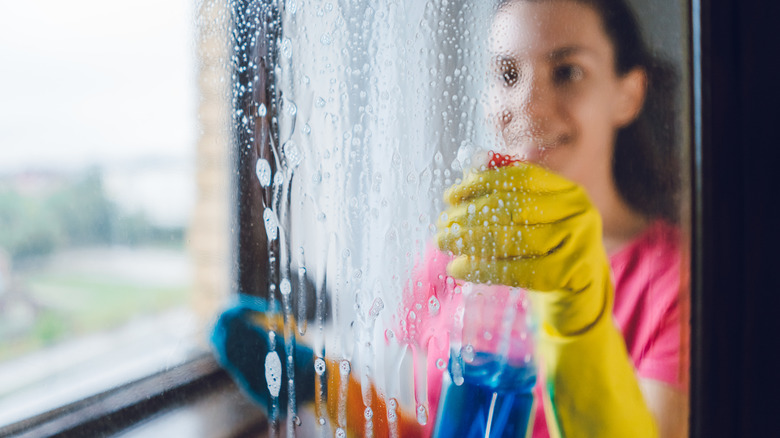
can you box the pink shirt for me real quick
[404,220,687,437]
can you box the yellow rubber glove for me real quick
[436,163,657,438]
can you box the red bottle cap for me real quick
[486,151,521,170]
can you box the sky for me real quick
[0,0,198,173]
[0,0,201,226]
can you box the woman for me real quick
[433,0,687,436]
[212,0,687,436]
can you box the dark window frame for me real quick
[2,0,780,436]
[689,0,780,436]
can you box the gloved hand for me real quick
[436,163,657,438]
[212,296,427,437]
[211,295,316,414]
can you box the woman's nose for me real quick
[498,108,513,128]
[503,75,554,132]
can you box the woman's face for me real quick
[489,0,645,192]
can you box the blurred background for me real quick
[0,0,232,425]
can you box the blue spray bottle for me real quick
[433,285,537,438]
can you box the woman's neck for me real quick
[591,180,650,255]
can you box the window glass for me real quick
[0,0,230,426]
[221,0,689,436]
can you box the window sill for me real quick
[0,353,267,438]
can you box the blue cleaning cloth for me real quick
[211,295,316,414]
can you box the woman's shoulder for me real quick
[610,219,681,277]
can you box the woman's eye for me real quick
[553,64,584,84]
[500,67,518,87]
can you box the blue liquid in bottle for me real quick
[433,352,536,438]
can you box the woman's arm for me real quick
[640,378,689,438]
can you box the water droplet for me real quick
[385,329,395,341]
[257,102,267,117]
[364,407,373,420]
[287,100,298,116]
[281,37,292,58]
[315,358,326,375]
[303,123,311,134]
[293,415,302,426]
[387,408,398,423]
[255,158,272,187]
[320,33,332,45]
[416,404,428,425]
[316,97,326,108]
[428,296,440,316]
[319,418,326,425]
[274,172,284,186]
[283,140,302,168]
[280,278,291,296]
[287,0,297,14]
[451,359,465,386]
[336,428,346,438]
[263,209,279,241]
[340,359,351,375]
[369,297,385,319]
[436,358,447,370]
[462,344,475,363]
[467,203,476,215]
[264,351,282,397]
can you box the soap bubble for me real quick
[416,404,428,425]
[461,344,475,363]
[340,359,351,375]
[263,209,279,241]
[283,140,302,168]
[255,158,272,187]
[315,358,326,375]
[280,278,291,296]
[264,351,282,397]
[428,296,441,315]
[368,297,385,319]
